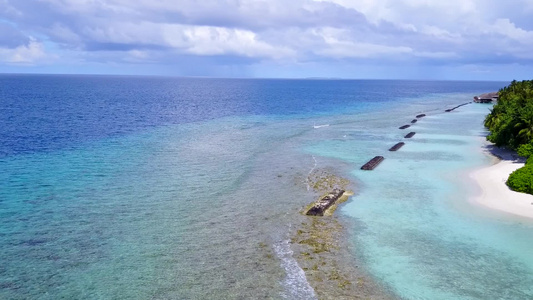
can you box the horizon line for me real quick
[0,72,512,82]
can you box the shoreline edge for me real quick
[469,147,533,220]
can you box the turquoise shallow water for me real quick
[2,77,532,299]
[307,101,533,299]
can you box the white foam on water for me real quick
[273,229,317,300]
[306,155,318,191]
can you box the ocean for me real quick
[1,75,532,299]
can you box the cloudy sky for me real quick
[1,0,532,80]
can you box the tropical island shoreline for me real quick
[469,146,533,220]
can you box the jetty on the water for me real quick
[361,156,385,170]
[474,92,499,103]
[411,119,417,124]
[404,132,416,138]
[306,189,345,216]
[399,125,411,129]
[416,114,426,118]
[389,142,405,151]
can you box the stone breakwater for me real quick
[359,103,470,171]
[445,102,471,112]
[306,189,346,216]
[361,156,385,170]
[389,142,405,152]
[404,132,416,138]
[291,102,475,299]
[291,169,394,299]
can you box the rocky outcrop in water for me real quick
[306,189,345,216]
[445,102,470,112]
[389,142,405,151]
[361,156,385,170]
[404,132,416,138]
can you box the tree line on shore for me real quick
[484,79,533,194]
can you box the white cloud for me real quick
[79,21,296,59]
[312,27,412,58]
[175,26,295,59]
[0,38,47,64]
[490,18,533,43]
[313,0,478,24]
[419,25,460,41]
[414,51,458,59]
[50,23,82,44]
[318,41,412,58]
[0,0,23,17]
[2,0,533,78]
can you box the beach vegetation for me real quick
[507,164,533,194]
[517,142,533,159]
[485,80,533,149]
[485,80,533,194]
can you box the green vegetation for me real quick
[506,165,533,194]
[484,80,533,194]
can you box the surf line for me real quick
[306,156,318,191]
[275,224,318,300]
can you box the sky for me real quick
[1,0,532,80]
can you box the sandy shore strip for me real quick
[470,146,533,219]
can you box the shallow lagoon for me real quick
[2,77,531,299]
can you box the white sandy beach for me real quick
[470,148,533,219]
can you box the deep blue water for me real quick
[4,75,532,300]
[0,75,502,157]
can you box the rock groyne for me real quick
[361,156,385,170]
[404,132,416,138]
[306,189,346,216]
[389,142,405,151]
[445,102,471,112]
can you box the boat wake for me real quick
[313,124,330,129]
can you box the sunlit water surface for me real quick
[1,76,531,299]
